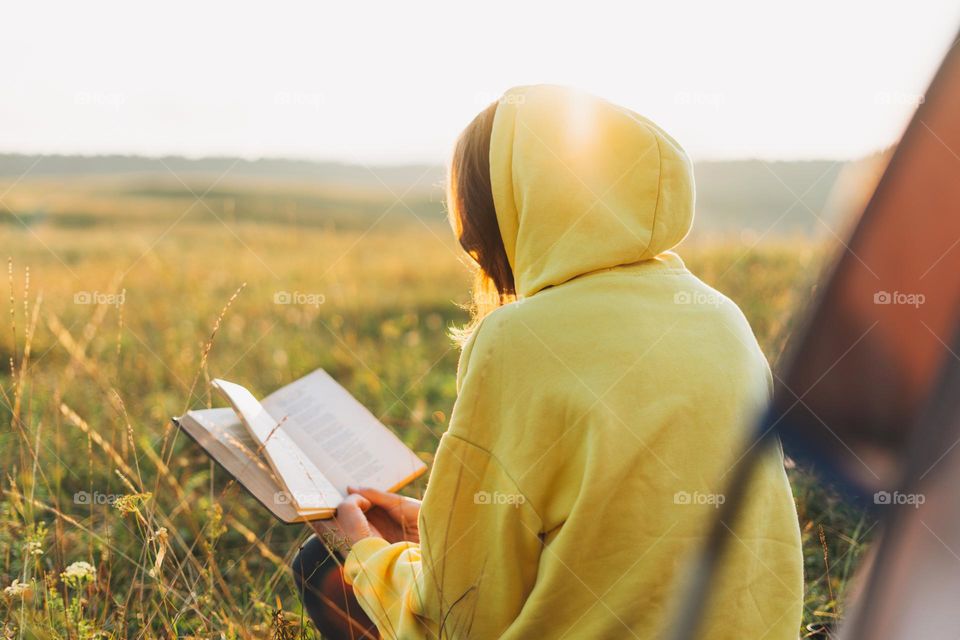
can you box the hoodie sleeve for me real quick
[343,315,545,639]
[343,432,543,639]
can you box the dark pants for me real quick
[291,535,380,639]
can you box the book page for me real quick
[261,369,426,495]
[212,379,343,513]
[176,408,306,522]
[194,408,271,473]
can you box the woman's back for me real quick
[437,256,802,638]
[339,85,803,639]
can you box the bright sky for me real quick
[4,1,959,163]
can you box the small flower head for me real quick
[61,561,97,587]
[24,522,47,558]
[4,579,32,598]
[113,492,151,515]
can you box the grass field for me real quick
[0,175,870,638]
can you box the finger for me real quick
[338,495,376,527]
[348,486,404,509]
[311,496,370,540]
[337,500,384,544]
[342,492,373,512]
[354,488,421,523]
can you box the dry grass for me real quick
[0,177,869,638]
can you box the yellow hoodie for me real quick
[344,85,803,639]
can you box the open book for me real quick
[173,368,427,523]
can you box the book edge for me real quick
[173,415,322,525]
[208,381,343,513]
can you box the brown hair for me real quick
[447,101,516,339]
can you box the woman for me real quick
[292,85,803,639]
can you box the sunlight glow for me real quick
[2,1,959,162]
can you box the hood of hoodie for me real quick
[489,85,695,298]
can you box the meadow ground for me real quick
[0,177,870,638]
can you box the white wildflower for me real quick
[25,541,43,556]
[4,579,31,597]
[61,561,97,584]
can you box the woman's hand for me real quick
[348,486,421,544]
[310,493,383,557]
